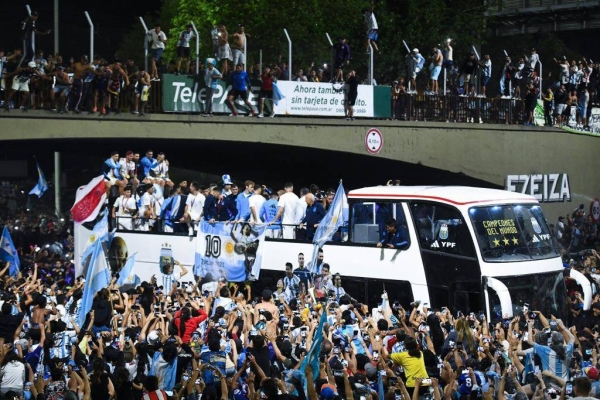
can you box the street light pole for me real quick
[54,0,59,54]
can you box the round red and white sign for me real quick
[365,128,383,154]
[591,198,600,222]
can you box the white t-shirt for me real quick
[295,196,308,224]
[147,30,167,49]
[248,194,266,223]
[141,192,155,211]
[278,192,300,225]
[152,160,169,180]
[113,195,137,217]
[444,45,453,62]
[365,12,378,30]
[482,59,492,77]
[119,158,135,180]
[529,53,539,70]
[186,193,206,220]
[177,30,195,48]
[556,221,564,239]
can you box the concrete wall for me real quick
[1,112,598,221]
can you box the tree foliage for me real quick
[157,0,499,83]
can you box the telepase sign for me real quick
[505,174,571,202]
[162,74,390,117]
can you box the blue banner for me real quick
[194,221,268,282]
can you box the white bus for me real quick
[75,186,588,320]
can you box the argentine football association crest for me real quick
[439,224,449,240]
[531,217,542,234]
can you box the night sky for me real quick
[0,0,162,59]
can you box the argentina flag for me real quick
[29,160,48,198]
[309,181,347,273]
[0,226,20,277]
[77,239,110,327]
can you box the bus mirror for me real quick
[569,268,592,311]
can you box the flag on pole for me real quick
[309,181,347,274]
[71,176,107,224]
[116,253,140,287]
[77,239,110,327]
[76,212,109,278]
[0,227,20,277]
[29,160,48,198]
[300,308,327,393]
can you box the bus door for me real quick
[409,201,483,312]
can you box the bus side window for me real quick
[351,201,411,248]
[411,202,476,258]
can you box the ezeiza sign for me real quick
[162,74,391,118]
[505,174,571,202]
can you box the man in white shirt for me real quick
[557,216,565,242]
[479,54,492,98]
[146,24,167,81]
[363,7,379,53]
[119,151,138,188]
[150,152,172,188]
[112,186,137,230]
[183,181,205,236]
[272,182,299,239]
[295,188,309,239]
[139,183,156,231]
[248,186,266,224]
[527,48,539,71]
[176,24,195,75]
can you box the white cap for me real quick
[222,174,233,185]
[27,61,37,68]
[147,330,159,345]
[412,48,419,53]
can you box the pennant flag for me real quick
[71,176,107,224]
[309,181,347,273]
[29,160,48,198]
[0,227,20,277]
[77,239,110,327]
[76,212,109,278]
[117,253,140,287]
[300,308,328,393]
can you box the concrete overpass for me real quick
[1,111,598,220]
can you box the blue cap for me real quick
[222,174,233,185]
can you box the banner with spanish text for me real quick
[162,74,391,118]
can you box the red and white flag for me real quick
[71,176,107,224]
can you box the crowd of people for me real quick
[2,9,596,126]
[2,164,600,400]
[101,149,337,240]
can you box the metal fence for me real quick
[392,94,529,124]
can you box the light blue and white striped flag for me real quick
[0,226,20,277]
[309,181,347,274]
[116,253,140,287]
[77,239,110,327]
[29,160,48,198]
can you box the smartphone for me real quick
[373,350,379,360]
[566,383,573,395]
[422,378,432,385]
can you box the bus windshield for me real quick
[469,204,559,262]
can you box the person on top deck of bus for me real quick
[377,218,409,249]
